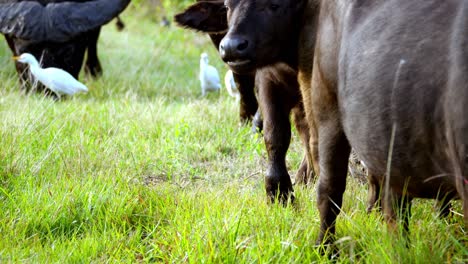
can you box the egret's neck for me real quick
[28,60,41,69]
[200,60,208,69]
[27,60,42,76]
[27,57,40,68]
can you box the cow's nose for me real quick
[219,35,250,60]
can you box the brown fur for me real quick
[305,0,468,244]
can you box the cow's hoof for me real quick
[265,169,294,205]
[251,111,263,133]
[251,123,262,134]
[316,236,338,258]
[294,158,314,186]
[239,113,252,125]
[85,63,103,78]
[267,189,295,205]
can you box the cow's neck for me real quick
[298,0,348,81]
[297,0,322,84]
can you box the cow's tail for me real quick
[115,16,125,31]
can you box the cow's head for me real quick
[0,0,130,90]
[221,0,306,73]
[175,0,228,49]
[175,0,307,74]
[175,0,228,34]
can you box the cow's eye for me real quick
[269,4,280,11]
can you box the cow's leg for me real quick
[311,59,351,245]
[292,102,314,185]
[298,64,320,179]
[310,116,320,180]
[115,16,125,31]
[366,172,382,213]
[315,120,350,245]
[4,35,15,54]
[206,34,260,127]
[256,71,295,204]
[233,73,259,126]
[464,191,468,230]
[262,107,293,203]
[382,189,412,237]
[5,36,28,91]
[84,28,103,78]
[251,109,263,133]
[455,175,468,229]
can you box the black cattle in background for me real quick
[0,0,131,94]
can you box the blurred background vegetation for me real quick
[132,0,193,19]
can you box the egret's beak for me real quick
[12,56,19,61]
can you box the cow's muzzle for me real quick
[219,35,255,73]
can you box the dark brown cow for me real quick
[213,0,468,246]
[174,0,258,125]
[175,1,314,202]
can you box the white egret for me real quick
[224,70,240,102]
[13,53,88,98]
[199,52,221,96]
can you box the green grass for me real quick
[0,7,467,263]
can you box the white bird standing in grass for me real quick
[199,52,221,96]
[224,70,240,102]
[13,53,88,98]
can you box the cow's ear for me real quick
[174,1,227,34]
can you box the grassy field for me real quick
[0,7,466,263]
